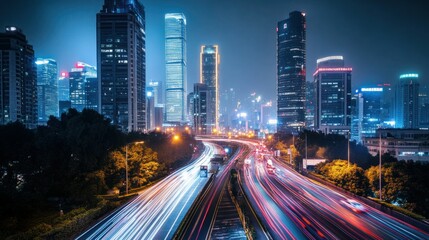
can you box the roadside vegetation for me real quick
[267,130,429,219]
[0,109,199,239]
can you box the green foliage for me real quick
[0,108,199,238]
[314,160,370,196]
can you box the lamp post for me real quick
[348,132,350,168]
[379,131,382,201]
[125,141,144,195]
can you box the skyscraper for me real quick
[314,56,352,135]
[0,27,37,128]
[200,45,220,133]
[354,87,384,142]
[165,13,187,124]
[36,58,58,124]
[69,62,98,112]
[193,83,213,135]
[277,11,306,133]
[395,73,419,129]
[97,0,146,132]
[58,72,71,115]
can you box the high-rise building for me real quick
[69,62,98,112]
[354,87,384,142]
[165,13,187,124]
[146,88,155,131]
[305,81,315,129]
[97,0,146,132]
[193,83,214,135]
[58,72,71,115]
[277,11,306,134]
[220,88,237,131]
[395,73,419,129]
[36,58,58,124]
[314,56,352,135]
[200,45,220,133]
[0,27,37,128]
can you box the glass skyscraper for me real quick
[395,73,419,129]
[58,72,70,115]
[0,27,37,128]
[201,45,219,133]
[69,62,98,112]
[354,87,384,142]
[314,56,352,135]
[277,11,306,134]
[36,58,58,124]
[165,13,187,124]
[97,0,146,132]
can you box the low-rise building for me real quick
[363,129,429,162]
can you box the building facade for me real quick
[165,13,187,124]
[193,83,214,135]
[97,0,146,132]
[200,45,220,133]
[313,56,352,135]
[395,73,419,129]
[36,58,58,124]
[277,11,306,134]
[0,27,37,128]
[58,72,70,115]
[355,87,383,142]
[363,129,429,163]
[69,62,98,112]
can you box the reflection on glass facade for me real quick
[165,13,187,123]
[0,27,37,128]
[36,58,58,124]
[395,74,419,129]
[314,56,351,135]
[277,11,306,134]
[201,45,219,133]
[97,0,146,132]
[69,62,97,112]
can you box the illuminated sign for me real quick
[399,73,418,79]
[316,56,343,64]
[361,88,383,92]
[313,68,353,76]
[35,60,49,65]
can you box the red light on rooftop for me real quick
[75,62,84,68]
[61,72,68,77]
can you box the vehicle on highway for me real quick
[341,199,367,213]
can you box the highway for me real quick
[76,142,219,240]
[239,139,429,239]
[176,140,246,239]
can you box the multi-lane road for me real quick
[77,142,219,240]
[239,140,429,239]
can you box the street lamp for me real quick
[379,131,382,201]
[125,141,144,195]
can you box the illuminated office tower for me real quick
[277,11,306,133]
[58,72,71,114]
[165,13,187,124]
[0,27,37,128]
[97,0,146,132]
[395,73,419,128]
[36,58,58,124]
[355,87,384,142]
[314,56,352,135]
[200,45,220,133]
[69,62,97,112]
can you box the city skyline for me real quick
[1,0,428,102]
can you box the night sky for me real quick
[1,0,428,102]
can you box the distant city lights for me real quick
[399,73,418,79]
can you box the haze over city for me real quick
[1,0,428,100]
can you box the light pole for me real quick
[348,132,350,168]
[379,131,382,201]
[125,141,144,195]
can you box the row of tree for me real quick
[267,130,429,218]
[0,109,198,234]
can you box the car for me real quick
[342,199,367,213]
